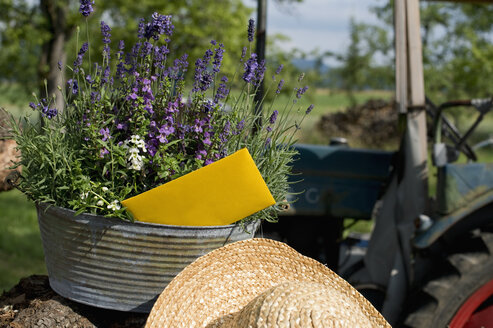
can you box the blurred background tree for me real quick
[0,0,253,112]
[329,1,493,103]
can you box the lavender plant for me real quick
[10,3,313,223]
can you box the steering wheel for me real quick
[426,97,493,163]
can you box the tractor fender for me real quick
[413,189,493,249]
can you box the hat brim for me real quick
[145,238,389,327]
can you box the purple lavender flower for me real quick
[100,148,109,158]
[102,66,110,85]
[247,19,255,42]
[115,40,126,78]
[144,13,174,41]
[67,79,78,95]
[116,62,126,79]
[241,47,247,61]
[43,106,57,119]
[242,53,258,83]
[195,71,213,92]
[153,45,169,69]
[90,91,100,103]
[142,41,153,56]
[203,49,213,65]
[127,92,138,101]
[169,54,189,80]
[141,78,155,113]
[192,119,205,133]
[276,79,284,94]
[219,121,231,143]
[99,128,111,142]
[137,18,145,39]
[193,50,214,92]
[57,61,62,70]
[195,148,207,160]
[158,124,175,143]
[34,98,57,119]
[116,122,128,130]
[204,159,214,166]
[306,104,314,114]
[296,86,309,99]
[254,59,266,86]
[100,21,111,44]
[146,139,159,157]
[214,76,229,103]
[234,120,245,135]
[212,44,225,73]
[100,22,111,59]
[275,64,283,75]
[203,137,212,145]
[79,0,94,17]
[73,42,88,73]
[269,110,278,125]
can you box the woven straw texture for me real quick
[145,238,390,328]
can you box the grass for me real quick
[268,88,393,145]
[0,189,46,292]
[0,82,32,118]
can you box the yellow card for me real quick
[122,148,275,226]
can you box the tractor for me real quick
[261,0,493,326]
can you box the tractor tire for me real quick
[400,229,493,328]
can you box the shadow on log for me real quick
[0,275,148,328]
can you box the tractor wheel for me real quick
[401,230,493,328]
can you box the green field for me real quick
[0,189,46,292]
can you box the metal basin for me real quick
[37,204,259,312]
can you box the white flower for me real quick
[80,192,89,200]
[97,200,104,206]
[127,146,145,171]
[129,153,143,162]
[136,139,147,151]
[101,186,109,192]
[107,200,121,211]
[130,161,143,171]
[128,147,140,154]
[130,135,141,144]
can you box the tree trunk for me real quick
[39,0,68,114]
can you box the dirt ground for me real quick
[0,275,148,328]
[316,98,399,148]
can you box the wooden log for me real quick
[0,275,148,328]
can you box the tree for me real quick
[333,2,493,103]
[331,19,393,104]
[0,0,252,111]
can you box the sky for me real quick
[246,0,383,64]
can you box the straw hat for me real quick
[146,238,390,328]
